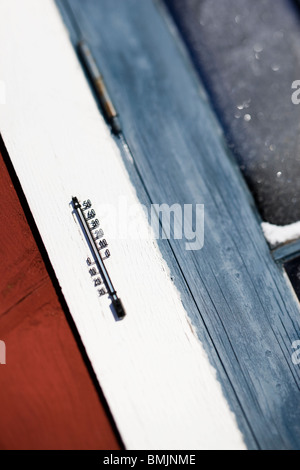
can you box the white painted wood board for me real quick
[0,0,245,450]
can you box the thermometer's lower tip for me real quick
[113,297,126,320]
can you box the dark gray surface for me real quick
[165,0,300,225]
[285,256,300,300]
[56,0,300,449]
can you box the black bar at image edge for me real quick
[0,450,257,464]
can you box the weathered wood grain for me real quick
[0,145,120,450]
[0,0,246,450]
[56,0,300,449]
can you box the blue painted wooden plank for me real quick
[56,0,300,449]
[273,239,300,262]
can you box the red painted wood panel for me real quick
[0,148,120,450]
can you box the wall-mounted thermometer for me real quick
[72,196,126,320]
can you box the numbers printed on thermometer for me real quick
[72,197,126,320]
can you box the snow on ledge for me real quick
[261,221,300,248]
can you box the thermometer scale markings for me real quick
[72,196,126,320]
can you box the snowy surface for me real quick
[262,221,300,248]
[165,0,300,226]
